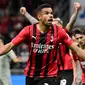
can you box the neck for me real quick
[78,44,85,50]
[37,22,50,33]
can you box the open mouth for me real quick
[48,19,53,23]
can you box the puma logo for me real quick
[32,36,36,40]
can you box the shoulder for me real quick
[23,24,34,29]
[20,24,34,34]
[52,24,64,31]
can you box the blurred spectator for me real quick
[9,0,22,13]
[41,0,57,7]
[17,43,29,68]
[0,9,10,35]
[0,0,10,9]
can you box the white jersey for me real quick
[0,50,17,85]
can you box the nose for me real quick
[49,14,53,18]
[78,38,81,43]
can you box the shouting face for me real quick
[37,8,53,26]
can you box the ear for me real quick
[37,12,42,20]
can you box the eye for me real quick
[51,12,53,14]
[44,11,53,15]
[45,12,49,15]
[80,37,83,39]
[76,38,79,40]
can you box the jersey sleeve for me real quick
[62,29,73,46]
[11,26,30,46]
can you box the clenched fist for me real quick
[74,2,81,11]
[20,7,27,15]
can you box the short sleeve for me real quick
[11,26,30,46]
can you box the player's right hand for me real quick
[20,7,27,15]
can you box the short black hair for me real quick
[71,27,84,36]
[36,3,51,14]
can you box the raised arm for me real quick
[20,7,38,24]
[65,2,81,32]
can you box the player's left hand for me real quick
[74,2,81,11]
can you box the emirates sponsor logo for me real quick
[31,43,54,53]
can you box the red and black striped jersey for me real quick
[57,28,73,71]
[11,23,72,78]
[57,43,73,71]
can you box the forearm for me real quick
[0,42,14,55]
[66,10,79,32]
[70,43,85,60]
[24,12,38,24]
